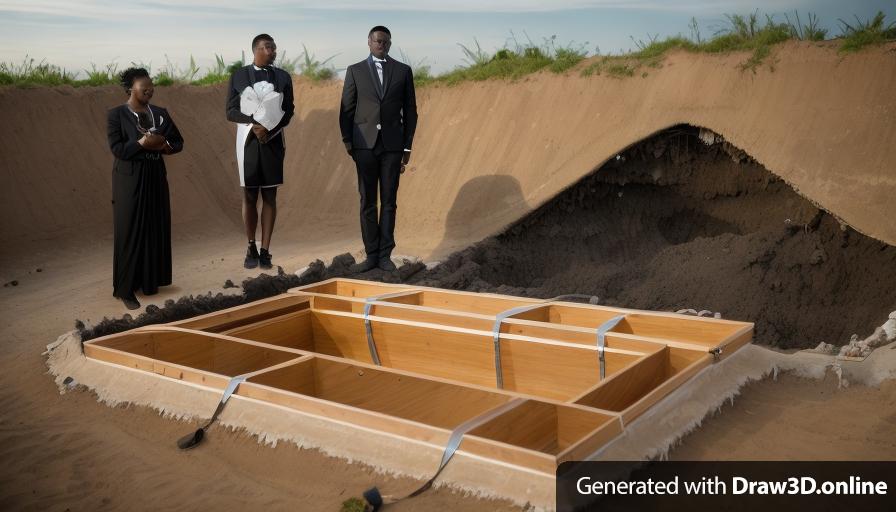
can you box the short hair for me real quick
[252,33,274,49]
[368,26,391,37]
[119,67,150,94]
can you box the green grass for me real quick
[340,497,368,512]
[578,10,893,79]
[839,11,896,52]
[399,49,433,86]
[294,44,339,82]
[2,11,894,88]
[432,34,589,86]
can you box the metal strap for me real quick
[409,398,526,497]
[363,291,416,366]
[491,304,545,388]
[596,315,625,380]
[489,294,597,388]
[203,374,248,429]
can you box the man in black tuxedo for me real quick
[340,25,418,272]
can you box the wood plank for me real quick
[618,352,712,424]
[249,357,513,430]
[462,400,619,472]
[556,416,626,463]
[290,278,415,298]
[87,328,300,377]
[237,381,453,447]
[540,303,750,349]
[221,309,314,350]
[84,344,234,390]
[573,348,669,412]
[468,401,560,454]
[170,294,310,332]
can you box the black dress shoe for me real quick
[378,258,397,272]
[350,258,378,273]
[119,293,141,310]
[244,242,259,269]
[259,248,273,269]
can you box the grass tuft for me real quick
[295,45,339,82]
[340,497,368,512]
[838,11,896,52]
[435,33,588,85]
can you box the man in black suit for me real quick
[340,25,418,272]
[226,33,295,270]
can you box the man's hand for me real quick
[400,151,411,173]
[252,124,269,143]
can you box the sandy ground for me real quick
[2,232,895,510]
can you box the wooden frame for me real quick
[83,278,752,485]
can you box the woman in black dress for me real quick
[107,68,184,310]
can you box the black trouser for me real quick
[352,136,402,262]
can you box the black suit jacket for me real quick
[340,56,417,152]
[107,104,184,163]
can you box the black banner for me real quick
[557,461,895,512]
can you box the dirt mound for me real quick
[409,126,896,349]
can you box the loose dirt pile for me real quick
[410,126,896,349]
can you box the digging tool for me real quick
[176,374,247,450]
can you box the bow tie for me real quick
[372,57,386,63]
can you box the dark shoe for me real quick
[350,258,378,273]
[244,241,260,269]
[378,258,397,272]
[259,248,273,269]
[119,293,140,310]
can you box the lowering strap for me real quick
[595,315,626,380]
[363,398,526,510]
[489,294,599,389]
[363,291,417,366]
[208,374,248,422]
[491,304,546,388]
[176,373,248,449]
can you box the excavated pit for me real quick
[410,126,896,349]
[78,126,895,350]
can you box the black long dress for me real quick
[106,104,184,298]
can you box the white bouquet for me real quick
[239,81,284,130]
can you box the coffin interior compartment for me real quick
[462,400,620,471]
[310,295,662,355]
[573,346,710,421]
[86,329,300,377]
[509,304,747,349]
[307,310,648,401]
[245,357,513,429]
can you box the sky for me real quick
[0,0,893,78]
